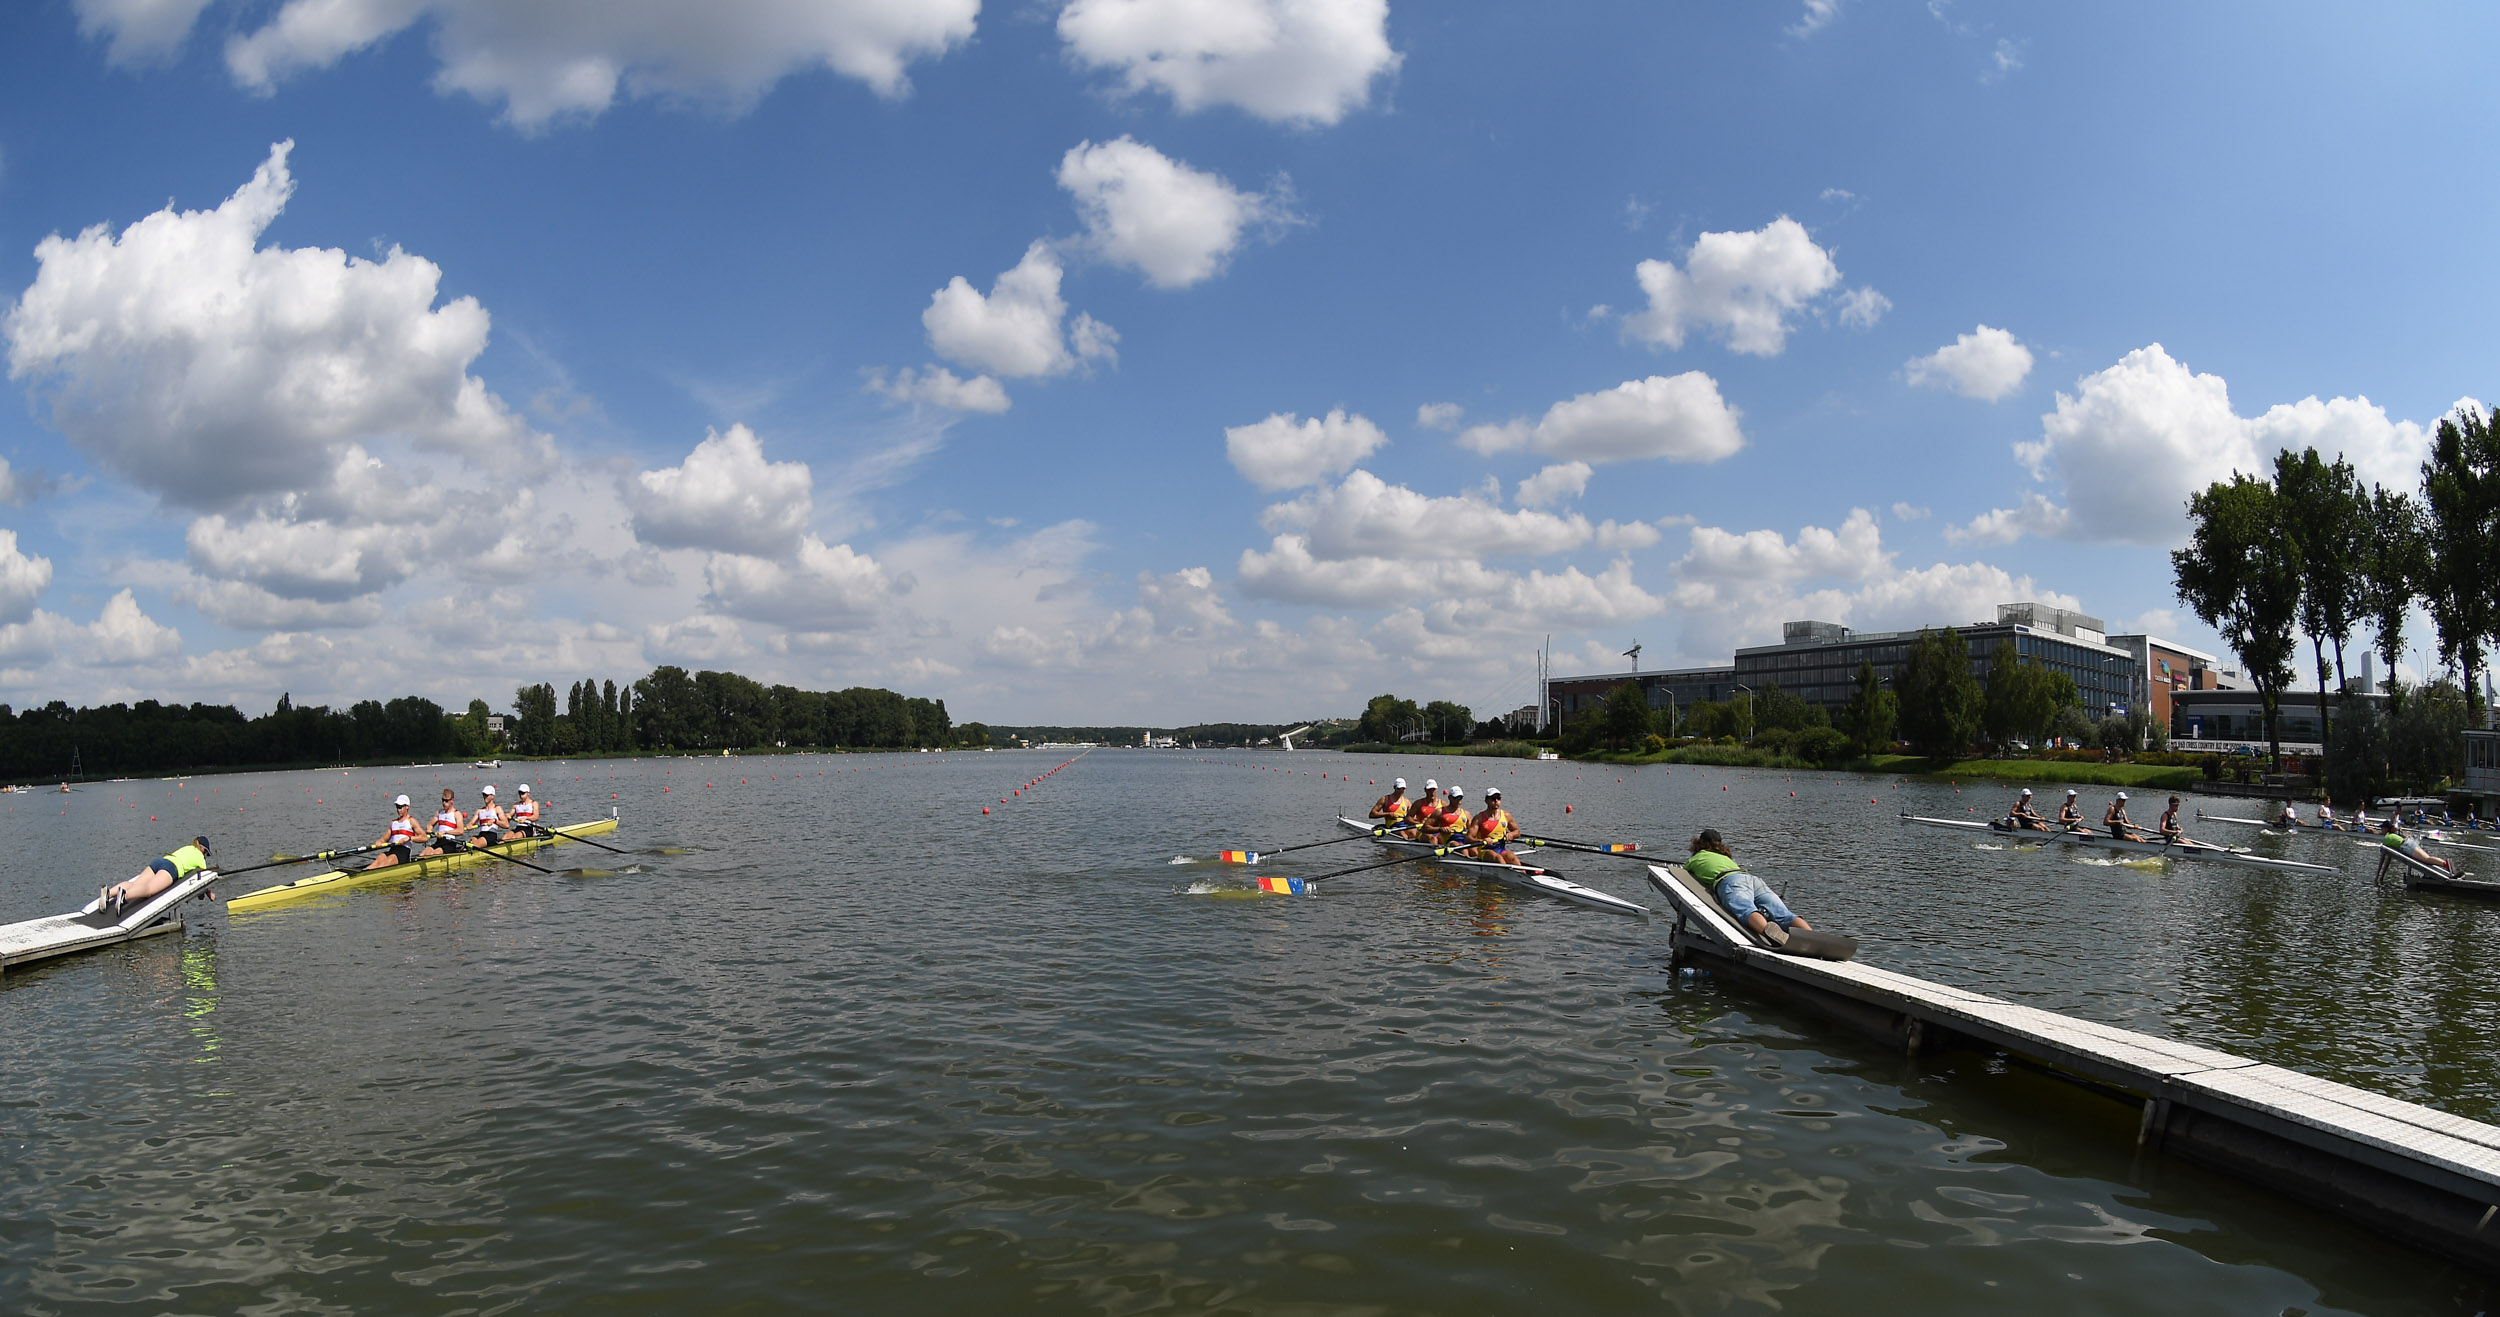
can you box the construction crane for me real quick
[1622,642,1642,673]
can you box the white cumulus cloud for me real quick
[1059,136,1290,289]
[4,141,532,510]
[924,242,1117,379]
[1958,344,2440,547]
[1676,508,1888,585]
[74,0,213,65]
[704,535,899,630]
[1225,408,1388,491]
[1457,374,1745,464]
[1059,0,1399,127]
[628,424,815,557]
[1263,470,1592,561]
[0,530,53,625]
[1515,462,1592,509]
[1624,216,1847,356]
[866,365,1011,413]
[1907,324,2033,401]
[223,0,981,129]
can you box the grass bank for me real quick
[1336,741,1546,759]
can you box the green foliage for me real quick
[1421,699,1474,744]
[2092,714,2133,752]
[2276,447,2369,741]
[2421,409,2500,723]
[2391,680,2470,783]
[1600,681,1657,749]
[1894,628,1983,758]
[1791,724,1854,764]
[2324,696,2390,805]
[1753,682,1826,733]
[1836,662,1898,756]
[2049,705,2094,747]
[2358,486,2429,712]
[1358,693,1423,744]
[2174,473,2302,761]
[1981,640,2077,746]
[1679,698,1739,741]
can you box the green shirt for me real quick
[1686,851,1741,887]
[162,843,208,878]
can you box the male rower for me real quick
[103,835,211,914]
[1685,829,1812,945]
[2105,792,2150,842]
[429,788,468,852]
[2057,789,2086,832]
[510,783,544,837]
[1467,788,1524,865]
[2007,787,2050,831]
[2155,795,2193,844]
[2381,819,2455,874]
[1430,786,1473,846]
[366,794,429,869]
[1400,780,1443,838]
[1369,778,1411,824]
[469,785,509,848]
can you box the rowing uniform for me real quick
[1370,793,1409,822]
[385,813,424,861]
[2157,805,2182,839]
[1434,806,1472,844]
[432,806,466,846]
[1403,798,1440,836]
[472,803,509,846]
[1470,806,1515,855]
[511,797,540,835]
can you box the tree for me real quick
[1894,628,1983,758]
[1982,640,2076,747]
[2357,486,2429,713]
[2324,695,2390,807]
[633,666,699,749]
[1754,681,1826,733]
[510,683,558,755]
[2421,409,2500,726]
[1837,662,1898,757]
[2274,447,2369,740]
[1421,700,1473,744]
[1357,694,1422,744]
[2391,679,2469,784]
[2175,474,2302,765]
[1599,681,1656,749]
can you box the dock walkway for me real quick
[1647,862,2500,1275]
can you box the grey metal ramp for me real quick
[0,869,217,973]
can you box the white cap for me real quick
[394,794,410,806]
[1486,788,1502,799]
[1449,786,1466,798]
[481,785,496,795]
[517,783,531,793]
[2066,789,2078,796]
[1394,777,1407,789]
[2116,791,2128,800]
[1424,779,1438,790]
[2020,788,2033,796]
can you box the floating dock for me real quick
[1647,862,2500,1276]
[0,868,220,974]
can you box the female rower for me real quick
[510,783,543,836]
[365,795,428,869]
[2317,800,2344,832]
[469,785,509,848]
[103,835,211,914]
[1369,778,1411,823]
[1467,788,1522,866]
[1685,829,1811,945]
[2105,792,2150,842]
[2272,801,2303,829]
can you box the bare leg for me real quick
[108,866,175,905]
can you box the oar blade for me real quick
[1605,843,1639,853]
[1253,875,1312,895]
[1217,850,1257,864]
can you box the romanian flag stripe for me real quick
[1254,876,1308,895]
[1218,850,1256,864]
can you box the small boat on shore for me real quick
[1333,816,1645,915]
[1901,814,2335,874]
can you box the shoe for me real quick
[1758,921,1789,947]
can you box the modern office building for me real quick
[2102,634,2221,730]
[1542,603,2141,731]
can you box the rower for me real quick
[2057,789,2085,832]
[103,835,211,914]
[2155,795,2190,843]
[365,794,427,869]
[2007,787,2049,831]
[1685,828,1812,945]
[468,785,509,848]
[1430,786,1473,846]
[1467,788,1523,865]
[2105,792,2150,842]
[2317,800,2343,832]
[429,788,468,852]
[2381,819,2455,874]
[510,783,543,837]
[1401,780,1443,837]
[1369,778,1411,824]
[2272,801,2303,829]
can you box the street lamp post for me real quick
[1731,683,1755,743]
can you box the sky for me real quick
[0,1,2493,726]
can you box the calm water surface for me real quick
[2,751,2495,1313]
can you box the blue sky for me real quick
[0,1,2491,724]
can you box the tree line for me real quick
[2174,414,2496,776]
[510,666,976,754]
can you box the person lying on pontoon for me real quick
[2057,789,2086,831]
[1466,788,1524,866]
[1368,778,1411,824]
[366,794,433,869]
[1686,829,1812,945]
[2381,820,2455,874]
[2105,792,2151,842]
[103,836,210,914]
[2007,787,2051,831]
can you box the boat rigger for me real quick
[1332,816,1646,915]
[225,817,621,913]
[0,867,221,974]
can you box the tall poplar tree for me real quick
[2421,408,2500,725]
[2175,474,2302,764]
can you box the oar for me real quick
[1251,845,1459,895]
[1209,823,1408,864]
[1512,833,1641,856]
[227,842,393,876]
[462,836,563,874]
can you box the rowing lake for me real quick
[2,751,2494,1313]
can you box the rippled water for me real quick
[3,752,2494,1313]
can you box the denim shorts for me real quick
[1714,871,1796,929]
